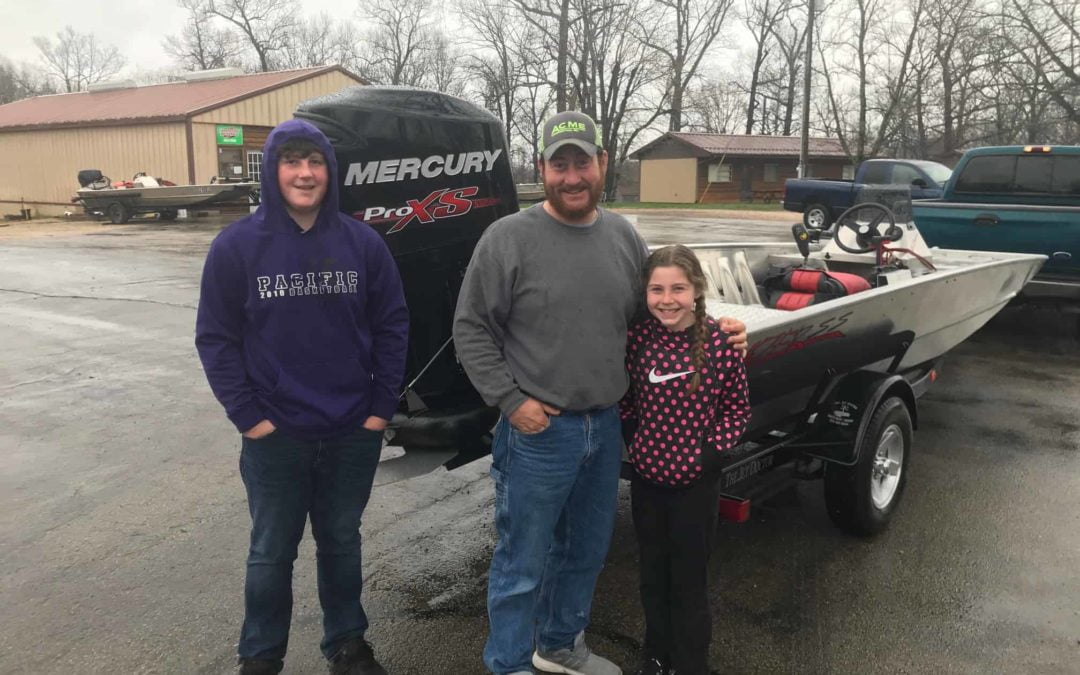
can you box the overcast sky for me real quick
[0,0,347,76]
[2,0,751,87]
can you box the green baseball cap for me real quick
[540,111,602,160]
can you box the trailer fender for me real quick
[808,371,917,465]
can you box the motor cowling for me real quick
[295,86,518,414]
[77,169,105,188]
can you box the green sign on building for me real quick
[216,125,244,145]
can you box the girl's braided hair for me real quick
[644,245,709,393]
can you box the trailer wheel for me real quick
[803,203,832,231]
[824,396,912,536]
[107,202,130,224]
[159,209,178,221]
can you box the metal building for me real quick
[0,66,365,217]
[631,132,852,204]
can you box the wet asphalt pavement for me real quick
[0,213,1077,674]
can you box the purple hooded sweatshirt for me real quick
[195,119,409,440]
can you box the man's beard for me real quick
[543,173,605,222]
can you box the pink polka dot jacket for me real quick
[619,315,751,487]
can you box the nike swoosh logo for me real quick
[648,367,695,384]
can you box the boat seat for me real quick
[763,268,871,311]
[699,251,763,306]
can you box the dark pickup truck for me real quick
[912,145,1080,301]
[783,159,953,230]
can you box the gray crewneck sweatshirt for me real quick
[453,204,648,416]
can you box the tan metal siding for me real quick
[0,123,187,216]
[192,71,362,126]
[639,158,697,203]
[637,138,708,160]
[192,122,220,185]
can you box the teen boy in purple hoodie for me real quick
[195,119,408,675]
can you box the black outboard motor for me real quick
[296,86,517,466]
[77,169,107,189]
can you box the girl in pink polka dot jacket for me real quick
[619,244,750,675]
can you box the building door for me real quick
[218,147,244,181]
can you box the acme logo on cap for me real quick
[551,121,586,136]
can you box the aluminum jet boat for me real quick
[696,193,1045,437]
[663,194,1043,533]
[74,170,257,223]
[294,86,1045,534]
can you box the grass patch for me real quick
[608,201,784,211]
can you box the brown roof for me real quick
[0,66,363,131]
[631,132,848,159]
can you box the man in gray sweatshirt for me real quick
[453,111,746,675]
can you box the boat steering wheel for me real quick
[833,202,903,254]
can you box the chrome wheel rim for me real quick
[870,424,904,509]
[807,208,825,229]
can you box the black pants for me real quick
[631,472,722,675]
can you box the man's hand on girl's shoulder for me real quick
[719,317,748,357]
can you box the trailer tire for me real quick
[824,396,912,536]
[159,208,178,221]
[107,202,130,224]
[803,202,832,231]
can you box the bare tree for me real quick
[356,0,441,86]
[891,7,941,158]
[999,41,1060,142]
[164,0,246,71]
[460,0,533,142]
[0,58,54,104]
[513,53,556,181]
[741,0,791,134]
[33,26,126,93]
[354,0,468,92]
[569,0,670,197]
[205,0,295,72]
[642,0,736,131]
[426,34,469,98]
[1002,0,1080,126]
[685,73,745,132]
[279,13,362,70]
[0,61,27,104]
[763,3,809,135]
[917,0,993,158]
[753,60,789,134]
[817,0,924,162]
[509,0,576,111]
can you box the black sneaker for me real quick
[328,637,388,675]
[236,659,283,675]
[634,657,668,675]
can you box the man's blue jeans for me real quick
[237,426,382,664]
[483,406,623,674]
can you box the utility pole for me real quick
[798,0,815,178]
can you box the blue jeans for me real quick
[237,427,383,664]
[483,406,624,674]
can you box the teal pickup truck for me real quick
[912,145,1080,300]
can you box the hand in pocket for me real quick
[243,419,277,439]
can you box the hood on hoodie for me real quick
[259,118,341,231]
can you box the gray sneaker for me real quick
[532,633,622,675]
